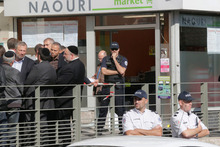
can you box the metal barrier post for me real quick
[172,83,178,113]
[110,84,115,135]
[142,83,149,109]
[35,86,41,146]
[200,82,208,127]
[73,85,81,142]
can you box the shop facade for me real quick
[4,0,220,114]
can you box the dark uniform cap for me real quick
[110,42,119,49]
[178,91,194,101]
[134,89,147,99]
[68,45,78,55]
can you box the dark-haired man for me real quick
[7,38,18,53]
[24,48,57,144]
[170,91,209,139]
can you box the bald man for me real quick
[92,50,107,88]
[43,38,54,51]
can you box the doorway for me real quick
[96,29,156,110]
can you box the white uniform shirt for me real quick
[170,109,208,138]
[122,108,162,133]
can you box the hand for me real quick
[111,52,117,60]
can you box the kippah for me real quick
[5,51,14,58]
[68,46,78,55]
[41,48,50,56]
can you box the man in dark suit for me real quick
[24,48,57,145]
[55,46,85,145]
[56,45,85,120]
[12,41,35,82]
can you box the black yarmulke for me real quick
[4,51,14,58]
[41,48,50,56]
[68,46,78,55]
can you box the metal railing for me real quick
[0,82,219,146]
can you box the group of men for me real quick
[0,37,86,145]
[0,37,210,146]
[121,89,210,139]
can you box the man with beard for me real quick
[55,45,85,145]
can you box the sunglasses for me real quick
[111,48,118,51]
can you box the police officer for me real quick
[98,42,128,134]
[122,90,162,136]
[170,91,210,139]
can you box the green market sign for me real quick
[6,0,180,17]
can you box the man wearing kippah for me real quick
[170,91,209,139]
[122,89,162,136]
[1,51,23,145]
[55,45,85,145]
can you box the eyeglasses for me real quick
[111,48,118,51]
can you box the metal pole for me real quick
[142,83,149,109]
[73,85,81,142]
[35,86,41,146]
[200,82,208,127]
[110,84,115,135]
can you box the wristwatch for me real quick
[195,133,198,139]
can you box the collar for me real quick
[15,57,25,63]
[179,109,191,116]
[134,108,146,114]
[71,57,79,62]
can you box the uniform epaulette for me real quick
[151,110,158,114]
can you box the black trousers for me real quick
[97,84,125,131]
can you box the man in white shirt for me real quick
[123,89,162,136]
[12,41,35,82]
[170,91,209,139]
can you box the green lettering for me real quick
[140,0,143,4]
[135,0,139,4]
[114,0,121,5]
[130,0,135,4]
[122,0,126,5]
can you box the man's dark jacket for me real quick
[24,61,57,109]
[0,65,6,110]
[20,56,35,82]
[56,58,85,108]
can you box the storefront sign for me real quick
[180,14,220,28]
[160,58,169,73]
[4,0,182,17]
[158,76,170,99]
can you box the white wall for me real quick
[0,3,13,50]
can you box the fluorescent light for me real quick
[123,14,156,18]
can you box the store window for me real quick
[17,16,86,64]
[180,14,220,107]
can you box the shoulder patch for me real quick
[124,61,128,66]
